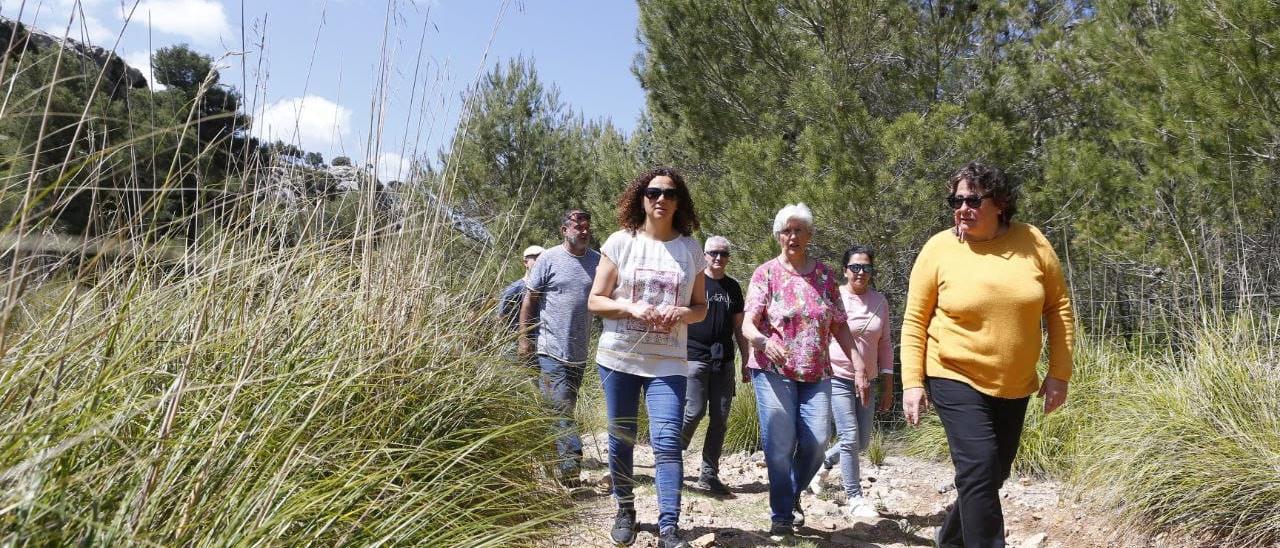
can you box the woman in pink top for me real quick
[740,203,870,538]
[809,244,895,519]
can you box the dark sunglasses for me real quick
[947,192,992,210]
[846,264,875,274]
[706,250,730,258]
[643,187,679,200]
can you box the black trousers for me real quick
[927,377,1029,548]
[680,360,736,478]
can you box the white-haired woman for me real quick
[740,203,870,537]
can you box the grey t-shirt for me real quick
[526,244,601,364]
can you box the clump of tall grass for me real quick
[721,378,760,454]
[1075,315,1280,546]
[0,193,572,544]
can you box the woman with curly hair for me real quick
[589,167,708,548]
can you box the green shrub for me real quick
[1075,318,1280,546]
[866,429,887,468]
[0,217,572,545]
[721,376,760,454]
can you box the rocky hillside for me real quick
[1,17,147,100]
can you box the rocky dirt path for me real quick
[552,432,1161,548]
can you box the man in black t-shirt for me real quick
[681,235,749,495]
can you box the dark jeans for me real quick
[928,377,1029,548]
[539,355,584,475]
[598,364,686,531]
[680,360,736,479]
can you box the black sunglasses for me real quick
[643,187,679,200]
[947,192,992,210]
[846,264,875,274]
[706,250,730,258]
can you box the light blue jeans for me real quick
[598,365,687,531]
[752,369,831,525]
[822,377,876,498]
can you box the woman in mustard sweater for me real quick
[900,161,1074,548]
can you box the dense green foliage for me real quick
[632,0,1279,331]
[438,57,637,248]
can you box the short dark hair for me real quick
[841,244,875,268]
[616,167,700,236]
[946,161,1018,226]
[560,208,591,227]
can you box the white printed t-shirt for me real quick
[596,230,706,377]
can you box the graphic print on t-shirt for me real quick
[625,267,681,344]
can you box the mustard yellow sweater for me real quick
[900,222,1075,398]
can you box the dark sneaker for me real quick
[610,508,637,546]
[768,522,794,538]
[658,527,690,548]
[695,475,731,495]
[792,500,806,528]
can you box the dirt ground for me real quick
[551,432,1182,548]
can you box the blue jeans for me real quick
[598,364,686,531]
[752,369,830,525]
[823,377,875,498]
[539,355,584,475]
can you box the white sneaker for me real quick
[843,496,880,519]
[807,467,831,495]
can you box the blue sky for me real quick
[7,0,645,179]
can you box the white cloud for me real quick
[122,51,168,91]
[374,153,412,182]
[129,0,232,44]
[253,95,352,152]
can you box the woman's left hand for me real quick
[1038,377,1069,414]
[854,371,871,405]
[653,305,684,329]
[877,374,895,412]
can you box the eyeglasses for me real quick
[706,250,730,258]
[643,187,679,200]
[947,192,992,210]
[846,264,875,274]
[523,255,540,261]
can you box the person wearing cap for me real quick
[498,244,545,381]
[499,244,546,334]
[520,209,600,486]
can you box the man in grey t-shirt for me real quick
[519,208,600,484]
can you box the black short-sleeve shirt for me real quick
[686,273,745,363]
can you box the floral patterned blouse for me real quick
[744,258,847,382]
